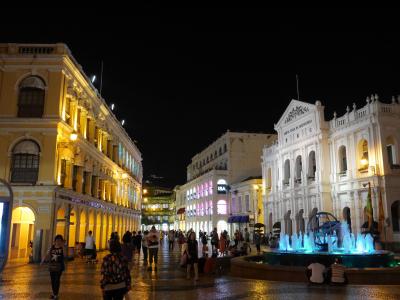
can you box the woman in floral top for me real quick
[100,239,131,300]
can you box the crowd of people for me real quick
[40,226,347,299]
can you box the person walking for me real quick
[41,234,65,299]
[211,228,219,254]
[219,232,226,256]
[186,231,199,281]
[121,231,134,270]
[178,230,185,251]
[168,230,175,251]
[244,228,251,253]
[135,231,143,258]
[147,226,160,271]
[85,230,95,263]
[254,231,261,255]
[142,230,149,265]
[100,239,131,300]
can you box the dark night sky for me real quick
[2,8,400,187]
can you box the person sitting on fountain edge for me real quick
[327,257,347,285]
[306,259,327,284]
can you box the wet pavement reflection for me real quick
[1,237,400,299]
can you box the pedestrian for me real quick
[41,234,65,299]
[121,231,134,270]
[142,230,149,265]
[85,230,95,263]
[135,231,142,258]
[168,230,175,251]
[186,231,199,281]
[254,231,261,255]
[131,231,137,256]
[219,232,226,256]
[147,225,160,271]
[100,239,131,300]
[328,257,347,285]
[201,232,208,256]
[178,230,185,251]
[306,259,327,284]
[211,228,219,253]
[244,228,251,253]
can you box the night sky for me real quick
[2,8,400,187]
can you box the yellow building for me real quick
[0,43,142,261]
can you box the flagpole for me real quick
[296,74,300,100]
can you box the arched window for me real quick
[206,157,209,163]
[295,156,302,183]
[338,146,348,174]
[210,154,213,160]
[391,201,400,232]
[224,144,227,152]
[266,168,272,190]
[18,76,46,118]
[219,147,222,155]
[217,200,227,214]
[308,151,316,180]
[283,159,290,185]
[217,179,227,185]
[386,136,399,168]
[11,140,40,184]
[358,139,369,171]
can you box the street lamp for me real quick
[70,131,78,141]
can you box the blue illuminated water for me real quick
[278,222,376,255]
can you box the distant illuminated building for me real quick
[178,131,276,235]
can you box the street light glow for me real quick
[121,119,125,126]
[70,132,78,141]
[91,75,96,83]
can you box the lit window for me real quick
[217,200,227,214]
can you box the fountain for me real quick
[232,212,399,284]
[262,212,396,268]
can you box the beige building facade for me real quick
[0,43,142,261]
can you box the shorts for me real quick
[85,249,94,257]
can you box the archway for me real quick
[216,220,228,234]
[107,214,113,244]
[55,207,66,237]
[391,201,400,232]
[88,210,95,233]
[10,207,35,259]
[101,213,107,249]
[68,209,77,247]
[95,212,101,247]
[79,210,87,242]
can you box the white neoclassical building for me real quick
[262,97,400,245]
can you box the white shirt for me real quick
[85,235,95,249]
[307,263,326,283]
[147,231,160,248]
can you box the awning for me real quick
[177,207,186,214]
[228,215,249,223]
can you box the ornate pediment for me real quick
[284,106,310,124]
[275,100,315,129]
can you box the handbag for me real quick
[180,252,188,267]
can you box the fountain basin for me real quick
[261,250,396,268]
[230,253,400,284]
